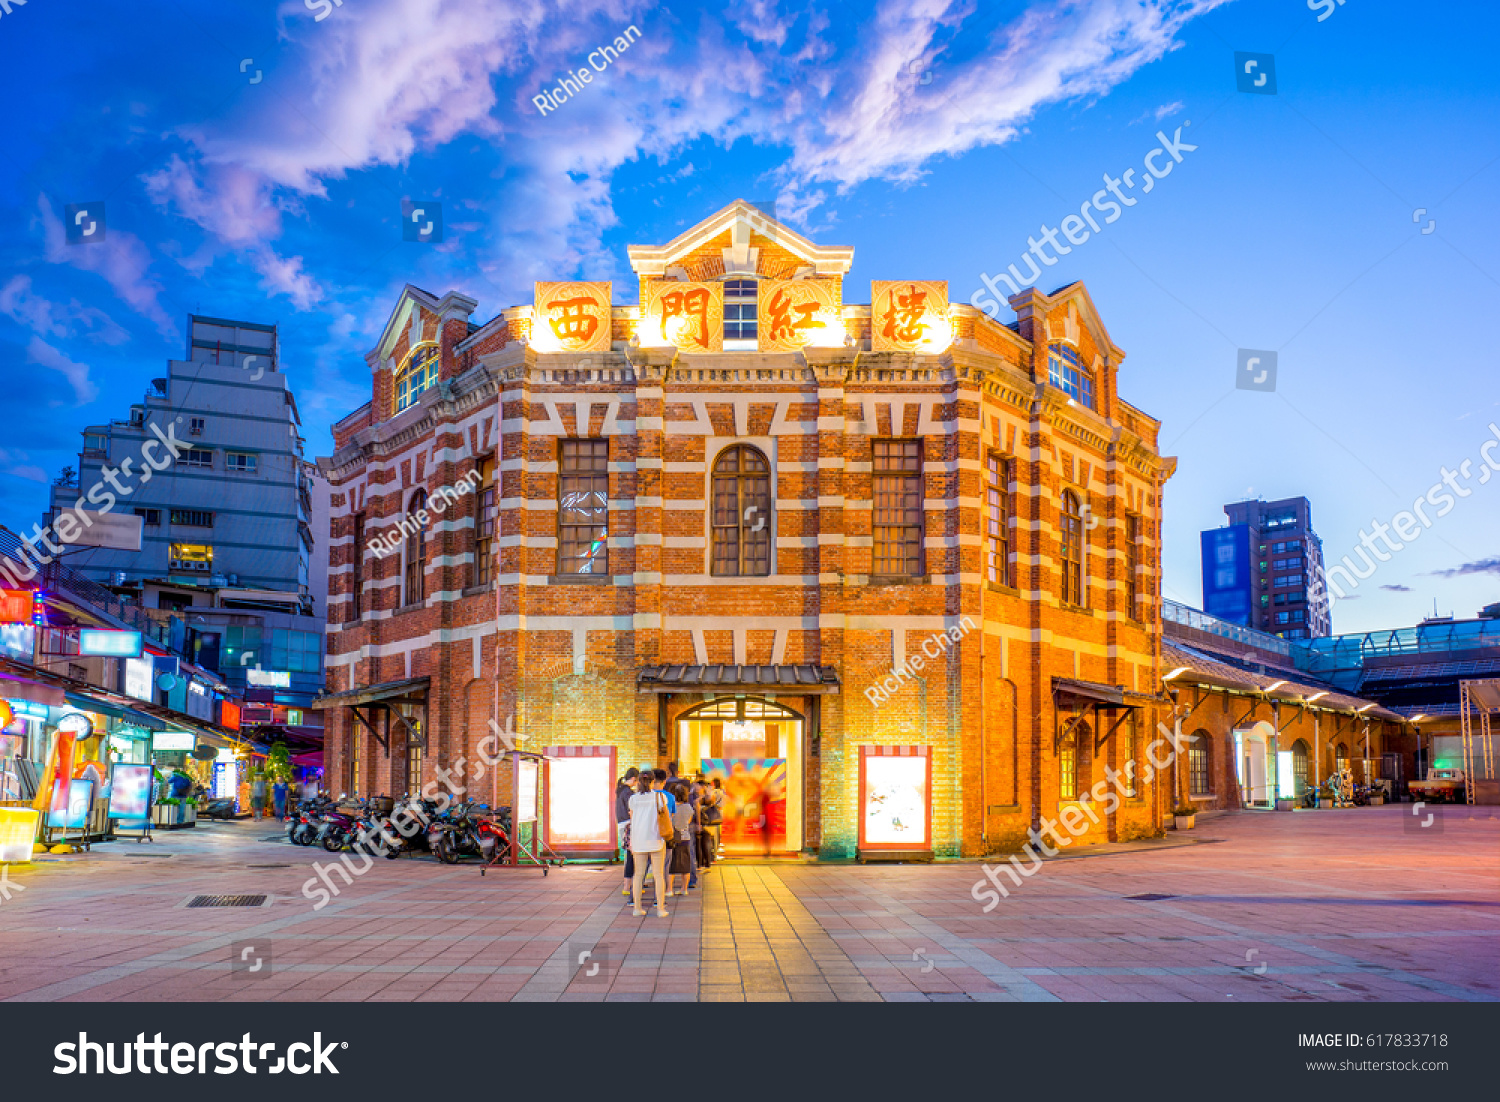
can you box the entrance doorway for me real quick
[676,697,803,855]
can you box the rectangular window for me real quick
[474,459,496,588]
[134,508,161,526]
[1060,739,1078,800]
[1123,714,1140,799]
[182,449,214,468]
[558,439,609,575]
[225,452,257,473]
[1125,514,1141,619]
[1189,743,1211,796]
[405,742,423,796]
[723,279,757,342]
[170,509,213,527]
[188,417,205,437]
[985,454,1011,587]
[168,543,213,572]
[1060,497,1085,607]
[872,439,924,577]
[83,433,107,453]
[351,514,365,619]
[348,730,361,797]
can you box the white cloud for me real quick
[25,336,99,404]
[37,195,177,339]
[0,275,130,345]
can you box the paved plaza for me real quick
[0,807,1495,1002]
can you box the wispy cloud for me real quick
[1431,557,1500,578]
[1379,583,1412,592]
[37,195,176,339]
[25,336,99,404]
[0,275,130,345]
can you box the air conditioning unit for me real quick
[209,574,227,587]
[228,574,239,586]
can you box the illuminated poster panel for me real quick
[49,777,95,831]
[517,759,539,824]
[544,748,615,853]
[109,763,153,820]
[858,747,931,851]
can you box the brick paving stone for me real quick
[2,812,1497,1002]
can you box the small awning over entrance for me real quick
[638,665,840,694]
[311,676,430,710]
[312,676,429,757]
[1053,677,1130,707]
[63,691,167,732]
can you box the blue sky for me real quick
[1,0,1496,634]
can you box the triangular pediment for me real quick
[366,284,478,370]
[627,200,854,280]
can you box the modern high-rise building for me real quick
[45,315,317,602]
[1201,496,1331,639]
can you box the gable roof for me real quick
[626,199,854,278]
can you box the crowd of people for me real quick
[614,763,725,918]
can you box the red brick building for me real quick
[316,200,1180,858]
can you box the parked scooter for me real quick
[375,795,439,859]
[286,795,334,846]
[431,801,512,864]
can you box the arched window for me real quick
[1048,343,1095,408]
[1189,732,1212,796]
[711,445,771,576]
[404,490,426,606]
[1291,739,1310,795]
[395,343,440,413]
[1060,490,1084,605]
[1334,742,1349,770]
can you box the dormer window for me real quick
[1048,343,1095,409]
[723,279,757,348]
[396,343,440,413]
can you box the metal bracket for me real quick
[349,705,388,754]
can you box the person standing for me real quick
[249,771,267,821]
[627,774,670,918]
[272,777,289,820]
[615,767,639,898]
[668,783,695,896]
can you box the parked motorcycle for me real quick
[376,795,439,859]
[431,801,512,864]
[286,795,334,846]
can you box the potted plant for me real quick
[1172,804,1197,830]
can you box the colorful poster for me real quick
[545,754,611,847]
[50,777,95,830]
[108,763,153,820]
[533,281,612,353]
[870,280,951,353]
[862,753,929,847]
[517,758,539,824]
[701,758,787,855]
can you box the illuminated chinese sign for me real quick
[532,281,612,353]
[871,280,951,353]
[758,279,840,352]
[124,658,154,701]
[78,629,143,658]
[642,281,723,352]
[0,590,33,624]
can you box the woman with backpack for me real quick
[627,772,670,918]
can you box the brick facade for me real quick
[318,201,1178,858]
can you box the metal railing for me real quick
[1162,599,1293,657]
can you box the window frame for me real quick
[1059,731,1078,801]
[1059,490,1085,606]
[557,439,609,576]
[722,278,758,343]
[395,343,440,414]
[225,452,257,473]
[1124,513,1141,620]
[182,448,214,469]
[872,438,924,579]
[1188,739,1212,796]
[474,458,497,589]
[985,452,1012,588]
[404,490,426,607]
[351,513,365,620]
[710,444,773,577]
[1047,343,1095,409]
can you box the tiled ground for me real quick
[0,805,1495,1002]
